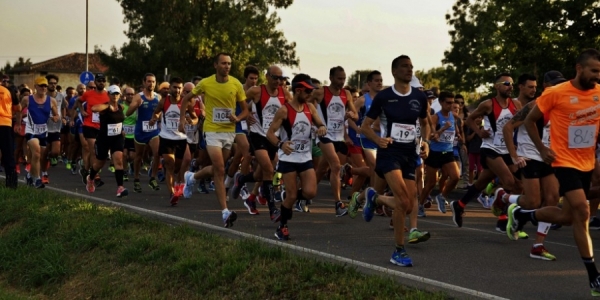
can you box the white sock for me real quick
[224,175,233,186]
[42,171,48,176]
[537,222,551,236]
[533,243,543,248]
[508,195,520,204]
[222,208,230,214]
[410,228,417,233]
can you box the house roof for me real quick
[9,53,108,74]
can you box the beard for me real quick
[500,90,512,98]
[579,76,597,90]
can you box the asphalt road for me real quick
[16,163,600,300]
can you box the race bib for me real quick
[185,124,197,133]
[92,112,100,123]
[293,139,311,153]
[240,120,248,131]
[142,121,157,132]
[493,132,505,147]
[123,125,135,135]
[327,118,344,132]
[107,123,123,136]
[568,124,596,149]
[311,126,317,140]
[390,123,416,143]
[33,123,47,135]
[213,108,232,123]
[439,130,455,143]
[165,118,179,130]
[262,116,274,132]
[542,125,551,147]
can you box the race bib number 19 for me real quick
[390,123,416,143]
[568,124,596,149]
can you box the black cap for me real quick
[291,73,318,89]
[543,71,566,85]
[110,77,121,85]
[192,76,202,82]
[424,90,435,98]
[95,73,106,80]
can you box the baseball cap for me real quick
[35,77,49,86]
[543,71,567,85]
[107,85,121,95]
[424,90,435,98]
[159,82,170,90]
[291,74,318,90]
[95,73,106,81]
[410,75,423,88]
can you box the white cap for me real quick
[410,75,423,88]
[107,85,121,95]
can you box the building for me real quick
[9,53,107,89]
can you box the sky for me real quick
[0,0,455,86]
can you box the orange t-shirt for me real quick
[0,86,12,127]
[537,81,600,171]
[79,90,109,129]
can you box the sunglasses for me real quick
[270,75,286,81]
[38,85,48,88]
[444,101,455,105]
[496,81,513,86]
[456,101,464,104]
[302,88,314,94]
[48,82,58,85]
[87,87,96,90]
[96,79,106,83]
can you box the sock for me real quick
[537,222,550,237]
[280,205,292,226]
[42,171,48,176]
[297,189,306,201]
[89,168,98,180]
[222,208,230,215]
[240,173,255,185]
[224,175,233,186]
[248,194,256,202]
[583,257,600,282]
[395,244,405,252]
[115,170,124,186]
[263,181,274,212]
[516,208,538,226]
[508,195,520,204]
[410,228,417,233]
[498,214,508,221]
[459,185,482,206]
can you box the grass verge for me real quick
[0,187,449,299]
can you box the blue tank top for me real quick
[28,95,51,125]
[358,93,374,139]
[135,93,160,136]
[430,111,455,152]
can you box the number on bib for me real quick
[142,121,157,132]
[262,116,274,132]
[293,140,311,153]
[213,108,232,123]
[439,131,455,143]
[107,123,123,136]
[493,132,505,147]
[240,120,248,131]
[542,125,551,147]
[328,118,344,132]
[123,125,135,135]
[390,123,416,143]
[568,124,596,149]
[165,118,179,130]
[33,124,47,135]
[92,112,100,123]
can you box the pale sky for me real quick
[0,0,454,86]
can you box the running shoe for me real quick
[408,229,430,244]
[348,192,360,219]
[229,172,243,200]
[42,174,49,185]
[492,188,507,216]
[418,204,426,218]
[506,204,520,241]
[390,249,413,267]
[335,201,348,217]
[223,210,237,228]
[244,199,259,215]
[183,171,196,199]
[270,208,281,223]
[117,186,129,198]
[149,178,160,191]
[530,245,556,261]
[86,175,95,193]
[170,193,179,206]
[133,180,142,193]
[34,178,45,189]
[436,194,447,213]
[450,200,464,227]
[363,187,377,222]
[274,225,289,241]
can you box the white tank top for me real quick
[517,117,550,162]
[481,98,517,154]
[159,96,187,140]
[317,87,348,142]
[47,92,65,133]
[277,102,313,163]
[250,85,286,137]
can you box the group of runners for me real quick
[2,49,600,296]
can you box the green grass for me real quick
[0,187,449,299]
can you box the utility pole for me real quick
[86,0,89,72]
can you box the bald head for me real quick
[267,65,282,76]
[183,82,195,96]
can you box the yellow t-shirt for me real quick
[192,74,245,132]
[537,81,600,172]
[0,86,13,127]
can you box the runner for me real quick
[266,74,327,240]
[85,85,128,198]
[179,82,204,194]
[0,81,17,188]
[508,49,600,295]
[360,55,431,267]
[181,53,249,228]
[230,65,291,220]
[126,73,161,193]
[75,74,110,187]
[40,74,66,183]
[450,73,523,230]
[121,87,137,182]
[21,77,60,188]
[153,77,193,205]
[313,66,358,216]
[419,91,461,215]
[495,73,560,260]
[61,86,75,167]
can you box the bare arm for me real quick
[344,89,358,121]
[50,98,59,122]
[503,101,534,160]
[267,106,287,147]
[420,116,431,144]
[466,100,492,137]
[126,94,142,117]
[91,103,109,113]
[308,103,326,128]
[151,97,165,124]
[524,104,546,153]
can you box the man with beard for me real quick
[181,53,250,228]
[313,66,358,217]
[230,65,292,220]
[40,74,67,184]
[266,74,327,240]
[495,74,560,260]
[509,49,600,295]
[450,73,523,230]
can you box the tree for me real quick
[97,0,299,86]
[347,69,375,89]
[1,57,32,75]
[443,0,600,92]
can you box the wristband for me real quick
[277,140,284,149]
